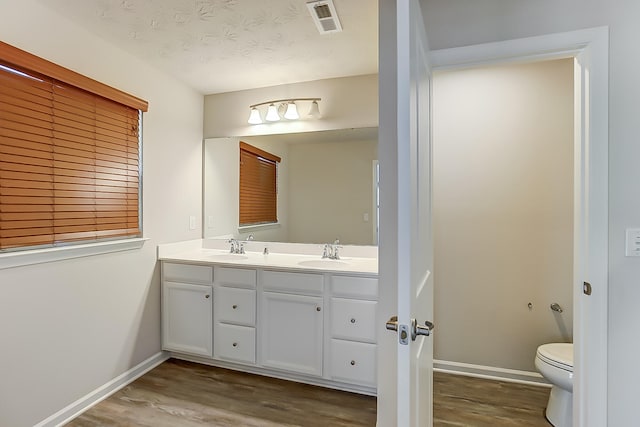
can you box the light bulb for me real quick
[265,103,280,121]
[308,100,321,118]
[284,102,299,120]
[247,107,262,124]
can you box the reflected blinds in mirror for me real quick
[239,142,280,226]
[0,48,144,250]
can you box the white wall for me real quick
[0,1,203,426]
[433,59,574,372]
[287,139,378,245]
[203,74,378,138]
[423,0,640,424]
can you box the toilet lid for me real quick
[537,343,573,372]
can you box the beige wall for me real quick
[203,74,378,139]
[433,59,574,372]
[0,1,204,426]
[288,139,378,245]
[424,0,640,422]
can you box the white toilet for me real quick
[535,343,574,427]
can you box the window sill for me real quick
[0,238,148,270]
[238,223,281,233]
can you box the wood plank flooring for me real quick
[66,359,550,426]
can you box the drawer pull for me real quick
[316,306,322,312]
[350,360,356,366]
[232,342,238,347]
[205,294,210,299]
[232,304,238,309]
[350,318,356,324]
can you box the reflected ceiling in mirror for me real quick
[203,128,378,246]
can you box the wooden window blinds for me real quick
[239,142,281,226]
[0,41,148,251]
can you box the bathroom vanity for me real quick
[158,240,379,395]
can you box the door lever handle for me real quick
[413,319,434,339]
[385,315,398,331]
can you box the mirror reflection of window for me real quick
[204,128,379,245]
[239,142,281,226]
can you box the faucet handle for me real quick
[238,242,246,254]
[322,244,331,259]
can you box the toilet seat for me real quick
[537,343,573,372]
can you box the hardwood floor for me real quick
[433,372,551,426]
[66,359,550,426]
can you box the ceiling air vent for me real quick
[307,0,343,34]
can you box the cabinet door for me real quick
[261,291,323,376]
[162,281,213,357]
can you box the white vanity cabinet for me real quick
[260,270,324,377]
[328,275,378,388]
[162,263,214,357]
[213,266,257,364]
[160,257,378,395]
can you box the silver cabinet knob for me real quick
[350,318,356,324]
[232,304,238,309]
[316,306,321,312]
[232,342,238,347]
[205,294,210,299]
[350,360,356,366]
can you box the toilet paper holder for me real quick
[550,303,563,313]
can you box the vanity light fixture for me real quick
[247,107,262,125]
[284,101,299,120]
[265,103,280,122]
[247,98,321,124]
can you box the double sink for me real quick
[205,250,357,271]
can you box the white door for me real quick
[378,0,434,426]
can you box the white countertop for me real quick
[158,240,378,276]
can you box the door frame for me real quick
[426,27,609,426]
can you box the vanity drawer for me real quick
[262,270,324,296]
[163,263,213,284]
[331,276,378,300]
[331,298,377,343]
[215,286,256,326]
[215,266,256,288]
[214,323,256,364]
[330,339,376,387]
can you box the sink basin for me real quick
[297,259,349,268]
[208,253,249,261]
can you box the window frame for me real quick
[0,41,148,265]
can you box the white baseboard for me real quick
[434,359,551,387]
[35,351,170,427]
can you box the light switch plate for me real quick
[625,228,640,256]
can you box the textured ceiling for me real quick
[38,0,378,94]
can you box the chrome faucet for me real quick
[322,239,342,260]
[227,238,245,254]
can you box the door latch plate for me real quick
[399,324,409,345]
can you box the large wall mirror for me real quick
[203,127,378,246]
